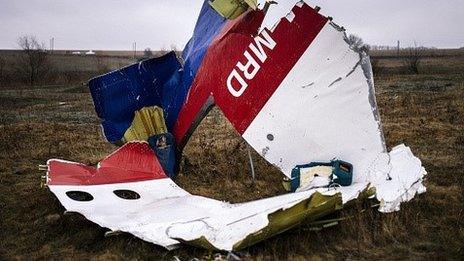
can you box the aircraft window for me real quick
[113,190,141,200]
[66,191,94,202]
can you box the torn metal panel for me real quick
[47,142,342,251]
[89,0,229,143]
[47,142,168,185]
[241,19,385,179]
[47,0,427,252]
[173,7,267,146]
[88,52,181,143]
[173,4,326,143]
[372,144,427,212]
[170,0,228,129]
[171,1,425,212]
[232,191,342,250]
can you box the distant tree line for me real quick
[347,34,426,75]
[0,33,433,88]
[0,35,117,87]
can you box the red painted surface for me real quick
[47,142,167,185]
[173,3,328,145]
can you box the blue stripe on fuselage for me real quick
[164,1,227,130]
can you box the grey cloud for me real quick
[0,0,462,50]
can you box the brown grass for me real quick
[0,52,463,260]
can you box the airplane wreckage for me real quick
[45,0,427,251]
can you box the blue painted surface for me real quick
[89,52,181,142]
[171,2,227,127]
[148,133,177,178]
[88,0,227,143]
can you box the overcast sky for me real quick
[0,0,463,50]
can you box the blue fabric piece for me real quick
[89,0,227,143]
[148,133,177,178]
[89,52,182,143]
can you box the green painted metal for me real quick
[209,0,257,19]
[177,236,221,251]
[177,186,378,251]
[232,192,343,250]
[181,192,343,250]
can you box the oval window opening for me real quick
[66,191,94,202]
[113,190,141,200]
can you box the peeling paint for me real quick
[302,82,315,88]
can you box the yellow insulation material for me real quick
[122,106,167,142]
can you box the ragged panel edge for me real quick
[44,0,428,252]
[171,192,343,251]
[45,142,421,251]
[232,192,343,250]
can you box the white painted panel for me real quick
[243,22,385,182]
[49,177,331,250]
[243,22,426,213]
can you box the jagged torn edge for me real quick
[46,0,426,252]
[241,1,426,213]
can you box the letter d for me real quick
[227,69,248,97]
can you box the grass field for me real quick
[0,51,463,260]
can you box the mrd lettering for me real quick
[227,30,276,97]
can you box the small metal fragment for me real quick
[104,230,125,237]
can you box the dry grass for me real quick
[0,53,463,260]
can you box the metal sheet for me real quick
[88,52,181,143]
[47,0,428,251]
[172,1,426,212]
[47,142,343,251]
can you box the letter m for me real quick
[249,30,277,63]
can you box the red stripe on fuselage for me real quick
[174,3,328,145]
[47,142,167,185]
